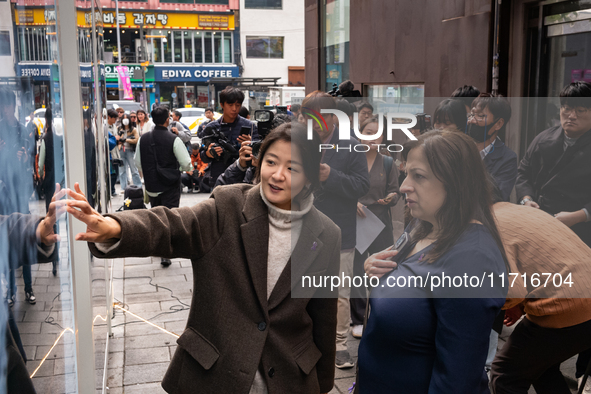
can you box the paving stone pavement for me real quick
[11,188,580,393]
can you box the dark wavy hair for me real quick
[255,122,321,201]
[402,130,507,264]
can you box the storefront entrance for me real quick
[523,0,591,156]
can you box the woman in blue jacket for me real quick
[359,130,508,393]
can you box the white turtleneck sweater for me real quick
[249,187,314,394]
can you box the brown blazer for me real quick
[89,184,341,393]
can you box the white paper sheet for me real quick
[355,206,386,255]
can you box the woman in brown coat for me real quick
[66,123,341,394]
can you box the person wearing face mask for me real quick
[465,93,517,202]
[64,123,341,394]
[117,113,142,193]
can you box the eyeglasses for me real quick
[467,112,488,122]
[560,105,590,116]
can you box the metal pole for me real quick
[492,0,501,95]
[140,23,147,110]
[90,4,113,393]
[116,0,122,99]
[55,0,96,391]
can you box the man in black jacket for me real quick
[134,106,192,266]
[302,91,370,369]
[516,81,591,389]
[199,87,257,190]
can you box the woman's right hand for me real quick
[356,202,366,217]
[66,183,122,242]
[364,247,399,279]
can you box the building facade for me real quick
[12,0,241,110]
[239,0,305,87]
[305,0,591,161]
[0,0,16,78]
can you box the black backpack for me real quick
[119,185,146,210]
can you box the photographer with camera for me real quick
[199,87,258,189]
[215,112,291,187]
[169,110,192,154]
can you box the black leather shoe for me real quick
[161,258,172,267]
[52,261,58,276]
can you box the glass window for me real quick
[194,31,203,63]
[163,30,172,62]
[245,0,281,9]
[246,36,283,58]
[323,0,350,91]
[196,0,229,4]
[204,32,212,63]
[184,31,193,63]
[214,32,222,63]
[174,31,182,62]
[222,32,231,63]
[152,32,162,62]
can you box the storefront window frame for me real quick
[149,29,232,64]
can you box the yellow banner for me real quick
[14,8,57,25]
[79,10,235,30]
[14,7,234,30]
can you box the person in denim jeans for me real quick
[116,113,142,192]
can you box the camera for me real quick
[247,140,263,160]
[117,129,127,143]
[327,80,362,98]
[201,122,237,161]
[254,110,274,139]
[415,114,432,134]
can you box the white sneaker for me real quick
[351,324,363,339]
[578,376,591,394]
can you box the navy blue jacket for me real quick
[483,139,517,202]
[313,129,370,249]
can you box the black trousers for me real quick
[490,317,591,394]
[148,184,181,209]
[350,216,393,326]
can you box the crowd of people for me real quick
[2,79,591,393]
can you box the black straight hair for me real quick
[433,98,468,132]
[357,101,374,113]
[151,106,169,126]
[173,110,183,120]
[255,122,321,201]
[107,109,118,119]
[239,106,250,118]
[450,85,480,110]
[205,107,214,113]
[472,93,512,135]
[219,87,245,105]
[559,82,591,108]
